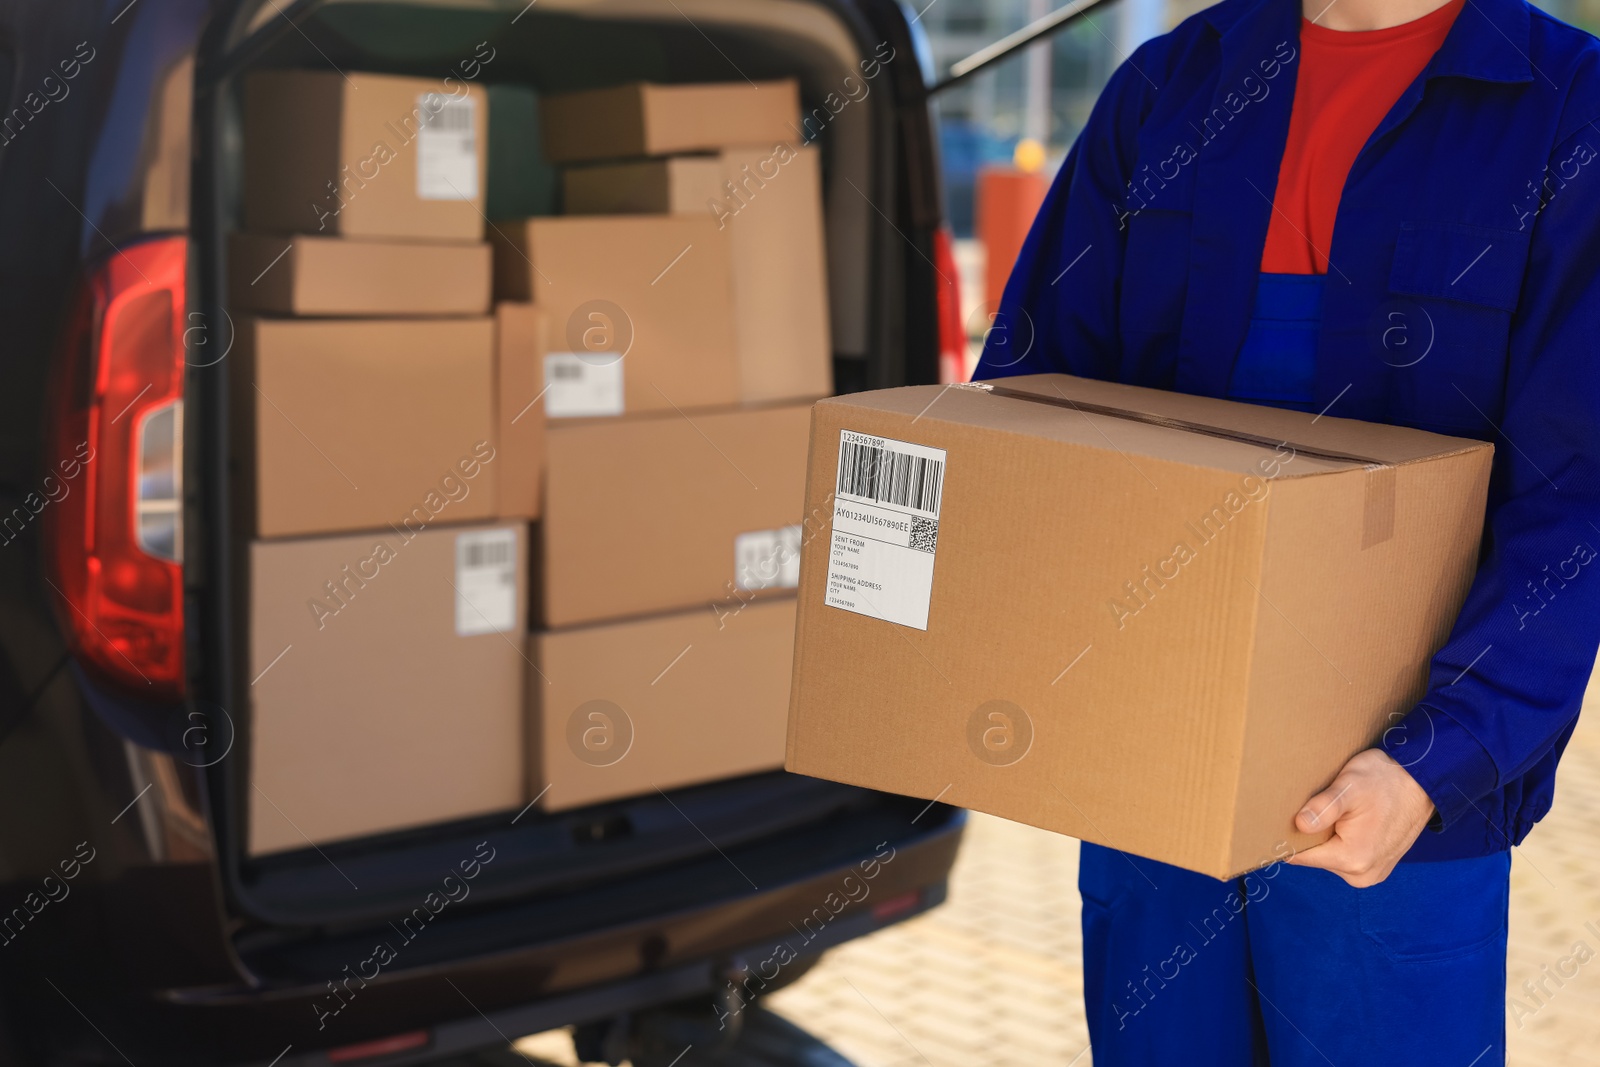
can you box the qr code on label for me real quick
[910,516,939,554]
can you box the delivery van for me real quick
[0,0,1100,1062]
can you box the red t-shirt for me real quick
[1261,0,1464,274]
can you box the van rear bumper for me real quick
[139,807,962,1066]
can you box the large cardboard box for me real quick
[494,303,546,520]
[786,375,1494,878]
[539,80,800,164]
[243,71,487,241]
[562,145,832,403]
[248,523,526,855]
[489,216,739,417]
[527,598,795,811]
[234,317,498,539]
[228,233,492,316]
[542,402,810,627]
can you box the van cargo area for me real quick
[124,0,963,1061]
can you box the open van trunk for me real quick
[190,0,949,970]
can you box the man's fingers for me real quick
[1297,778,1354,834]
[1285,833,1362,876]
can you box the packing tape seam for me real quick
[981,384,1397,549]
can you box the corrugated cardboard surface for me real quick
[234,316,498,539]
[539,81,800,164]
[563,156,724,215]
[554,146,832,403]
[786,376,1493,878]
[494,303,545,520]
[228,233,491,316]
[243,71,487,241]
[489,216,739,415]
[542,402,811,627]
[248,523,526,855]
[528,598,795,811]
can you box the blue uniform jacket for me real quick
[976,0,1600,860]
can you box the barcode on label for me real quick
[420,95,473,131]
[836,435,946,517]
[463,539,511,569]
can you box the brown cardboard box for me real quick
[562,145,832,403]
[785,375,1494,879]
[539,80,800,164]
[234,317,498,539]
[562,156,723,215]
[489,216,739,417]
[528,598,794,811]
[248,522,526,855]
[243,71,487,241]
[228,233,492,316]
[494,303,546,520]
[542,402,810,627]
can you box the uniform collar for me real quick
[1202,0,1533,84]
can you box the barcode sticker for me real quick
[544,353,624,418]
[825,431,947,630]
[735,525,802,591]
[455,527,517,636]
[416,94,478,200]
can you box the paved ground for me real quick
[515,686,1600,1066]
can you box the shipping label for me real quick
[544,352,624,417]
[416,94,478,200]
[454,527,517,636]
[825,430,946,630]
[736,525,802,591]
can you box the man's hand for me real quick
[1286,748,1436,887]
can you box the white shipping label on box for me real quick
[454,528,518,636]
[416,94,478,200]
[544,353,624,418]
[736,525,802,591]
[825,431,946,631]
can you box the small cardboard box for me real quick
[562,144,832,403]
[563,156,724,215]
[542,401,811,628]
[489,215,740,417]
[527,597,795,811]
[243,71,487,241]
[248,523,526,855]
[786,375,1494,879]
[233,317,498,539]
[539,80,800,164]
[228,233,492,317]
[494,303,546,520]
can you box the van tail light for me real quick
[44,237,187,701]
[933,226,967,384]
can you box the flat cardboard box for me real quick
[228,233,492,316]
[248,523,526,855]
[489,216,739,417]
[563,156,724,215]
[785,375,1494,879]
[528,598,794,811]
[234,317,498,539]
[540,80,800,164]
[494,303,546,520]
[563,145,832,403]
[244,71,487,241]
[542,402,811,627]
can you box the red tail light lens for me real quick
[933,226,967,384]
[45,237,187,700]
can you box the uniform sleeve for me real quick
[1382,123,1600,831]
[972,44,1161,382]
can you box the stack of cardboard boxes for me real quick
[236,73,830,853]
[505,79,831,811]
[235,71,544,856]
